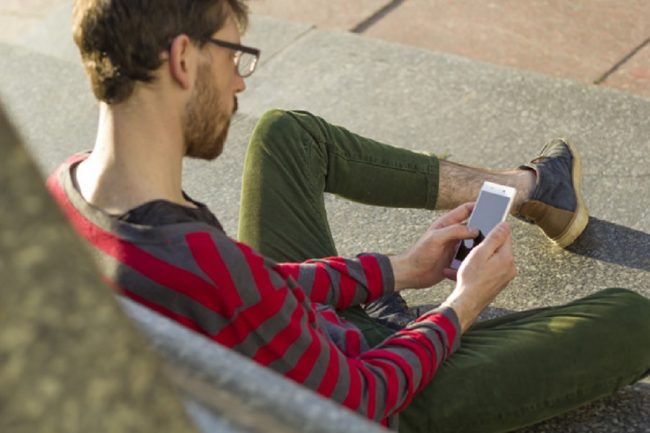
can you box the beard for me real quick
[182,62,236,160]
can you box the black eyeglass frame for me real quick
[205,38,261,78]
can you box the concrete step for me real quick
[2,4,649,432]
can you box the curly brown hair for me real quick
[73,0,248,104]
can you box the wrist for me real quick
[440,292,476,333]
[388,253,413,291]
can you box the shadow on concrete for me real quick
[568,217,650,272]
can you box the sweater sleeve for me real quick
[275,253,395,308]
[193,235,461,422]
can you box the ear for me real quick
[168,34,195,90]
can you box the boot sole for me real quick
[551,139,589,248]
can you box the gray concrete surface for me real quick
[1,5,649,433]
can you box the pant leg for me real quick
[399,288,650,433]
[237,109,439,261]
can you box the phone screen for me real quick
[465,190,512,243]
[452,189,512,266]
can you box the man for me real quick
[48,1,650,432]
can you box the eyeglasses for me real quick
[205,38,260,78]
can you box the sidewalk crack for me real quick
[594,38,650,85]
[350,0,405,34]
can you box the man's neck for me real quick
[75,100,194,215]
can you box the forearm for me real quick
[278,253,395,307]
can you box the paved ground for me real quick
[2,0,649,98]
[1,2,649,433]
[251,0,650,99]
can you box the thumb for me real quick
[471,222,510,259]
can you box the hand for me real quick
[389,203,479,290]
[441,222,517,332]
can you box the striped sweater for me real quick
[48,154,461,427]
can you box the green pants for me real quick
[237,109,650,433]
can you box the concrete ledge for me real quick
[120,298,389,433]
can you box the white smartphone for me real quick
[449,181,517,270]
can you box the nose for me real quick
[234,73,246,93]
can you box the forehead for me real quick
[212,13,241,42]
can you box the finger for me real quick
[435,223,480,243]
[493,230,515,269]
[431,202,475,229]
[442,268,458,281]
[471,222,511,259]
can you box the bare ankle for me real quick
[512,169,537,213]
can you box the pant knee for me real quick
[250,109,321,150]
[249,109,292,150]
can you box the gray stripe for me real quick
[94,252,229,335]
[301,331,332,389]
[373,253,395,296]
[268,266,286,290]
[437,306,462,352]
[233,288,299,358]
[366,363,389,418]
[323,263,342,306]
[377,347,424,399]
[347,258,370,305]
[415,320,451,354]
[263,256,287,291]
[392,350,422,410]
[327,350,352,403]
[266,297,314,375]
[364,348,410,409]
[212,233,262,306]
[296,265,316,298]
[134,231,212,281]
[134,228,265,308]
[408,324,447,366]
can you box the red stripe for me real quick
[359,255,383,300]
[186,232,243,317]
[319,309,341,325]
[385,338,434,393]
[399,329,437,363]
[252,302,304,365]
[239,242,281,296]
[384,354,416,413]
[285,327,323,383]
[326,258,357,309]
[49,174,227,314]
[423,312,458,349]
[342,359,362,411]
[344,329,362,357]
[309,263,330,303]
[121,288,206,336]
[215,288,287,346]
[408,333,438,384]
[366,349,414,414]
[276,262,300,281]
[358,362,377,419]
[99,276,211,340]
[315,340,341,397]
[366,358,399,417]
